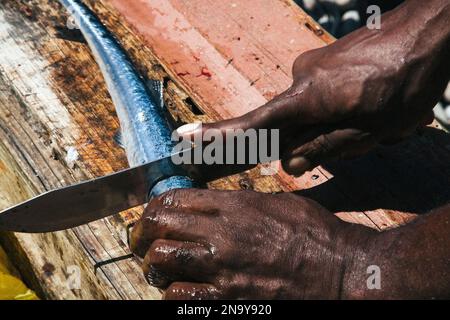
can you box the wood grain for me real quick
[0,0,448,300]
[0,0,157,299]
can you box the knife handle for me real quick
[149,176,200,198]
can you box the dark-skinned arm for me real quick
[344,204,450,299]
[179,0,450,176]
[130,190,450,299]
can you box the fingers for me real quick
[282,128,378,176]
[130,205,212,258]
[164,282,220,300]
[142,239,213,288]
[152,188,222,213]
[130,189,224,257]
[380,110,435,145]
[174,90,299,172]
[178,91,297,138]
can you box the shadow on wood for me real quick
[296,127,450,215]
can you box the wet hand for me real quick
[179,8,448,176]
[130,189,375,299]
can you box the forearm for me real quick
[343,204,450,299]
[325,0,450,120]
[348,0,450,79]
[307,1,450,298]
[389,0,450,76]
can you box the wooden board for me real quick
[0,0,449,300]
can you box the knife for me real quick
[0,151,203,233]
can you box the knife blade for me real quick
[0,152,198,233]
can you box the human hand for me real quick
[178,1,449,176]
[130,189,375,299]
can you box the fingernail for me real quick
[286,156,313,176]
[146,265,171,288]
[176,123,202,136]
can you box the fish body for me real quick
[59,0,195,196]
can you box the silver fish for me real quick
[59,0,196,196]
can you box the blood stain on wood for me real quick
[197,67,213,78]
[177,71,190,77]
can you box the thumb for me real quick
[174,120,260,180]
[173,90,308,179]
[173,94,296,179]
[281,128,378,176]
[175,89,300,139]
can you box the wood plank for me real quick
[0,0,448,300]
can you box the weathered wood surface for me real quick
[0,0,449,300]
[0,0,163,300]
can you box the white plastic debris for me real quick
[303,0,317,11]
[445,105,450,120]
[65,146,79,168]
[443,82,450,103]
[342,10,360,22]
